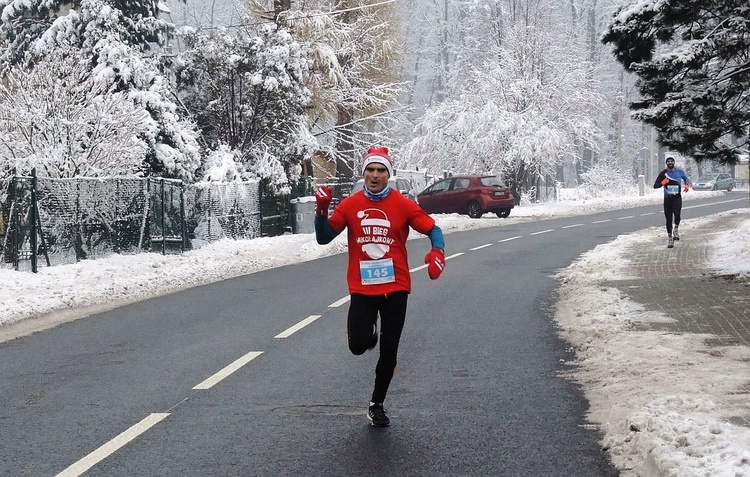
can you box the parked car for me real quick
[416,175,515,218]
[692,173,735,191]
[349,177,418,201]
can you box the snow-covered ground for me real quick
[554,206,750,477]
[1,187,749,476]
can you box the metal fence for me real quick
[0,170,306,272]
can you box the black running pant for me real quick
[663,194,682,235]
[347,291,408,404]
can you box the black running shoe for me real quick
[667,236,674,248]
[368,324,378,350]
[367,404,390,427]
[673,228,680,240]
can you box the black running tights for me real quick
[347,292,408,404]
[663,194,682,235]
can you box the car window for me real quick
[478,176,504,187]
[453,178,470,190]
[429,179,452,193]
[397,179,412,191]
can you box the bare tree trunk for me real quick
[335,104,355,187]
[434,0,449,103]
[407,34,426,107]
[332,0,356,187]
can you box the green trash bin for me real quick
[290,196,316,234]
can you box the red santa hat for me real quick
[361,146,393,177]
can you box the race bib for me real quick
[359,258,395,285]
[666,184,680,195]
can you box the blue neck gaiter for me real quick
[363,184,392,201]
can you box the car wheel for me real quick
[728,184,733,191]
[467,201,483,218]
[712,185,717,191]
[495,209,511,218]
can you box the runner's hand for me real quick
[424,248,445,280]
[661,178,669,185]
[315,187,333,216]
[683,184,689,192]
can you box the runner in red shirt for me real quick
[314,146,446,427]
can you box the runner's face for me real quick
[363,164,389,193]
[666,160,675,170]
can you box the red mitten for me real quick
[661,177,669,185]
[424,248,445,280]
[315,187,333,216]
[683,184,689,192]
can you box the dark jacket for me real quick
[654,167,690,196]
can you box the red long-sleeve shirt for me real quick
[327,190,436,295]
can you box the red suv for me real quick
[417,175,515,218]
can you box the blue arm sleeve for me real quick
[315,215,339,244]
[427,225,445,251]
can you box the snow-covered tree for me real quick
[403,1,605,200]
[272,1,405,180]
[163,1,413,182]
[0,0,183,67]
[0,50,150,178]
[394,0,468,116]
[579,156,633,198]
[602,0,750,164]
[165,0,241,31]
[0,0,202,181]
[174,22,313,190]
[201,145,248,182]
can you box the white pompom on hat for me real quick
[665,155,676,163]
[361,146,393,177]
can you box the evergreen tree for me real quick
[602,0,750,164]
[0,0,184,67]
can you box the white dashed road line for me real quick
[329,296,351,308]
[56,413,170,477]
[469,244,493,251]
[562,224,584,229]
[275,315,322,339]
[193,351,264,390]
[529,229,553,235]
[499,235,522,242]
[617,215,634,220]
[684,198,745,209]
[591,219,611,224]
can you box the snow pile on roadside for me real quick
[554,213,750,477]
[708,212,750,278]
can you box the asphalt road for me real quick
[0,192,744,476]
